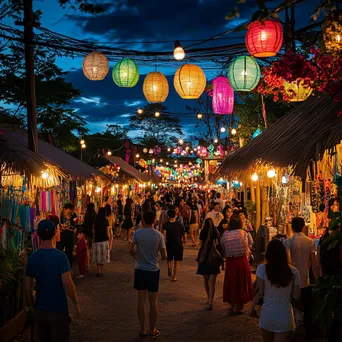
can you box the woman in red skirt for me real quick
[220,216,254,314]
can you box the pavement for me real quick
[69,238,319,342]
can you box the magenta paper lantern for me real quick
[212,76,234,114]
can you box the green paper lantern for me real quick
[112,58,139,87]
[228,56,260,91]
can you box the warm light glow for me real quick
[267,169,276,178]
[197,113,203,119]
[260,30,267,41]
[185,146,189,151]
[179,139,184,145]
[282,175,288,184]
[241,71,248,76]
[41,171,48,179]
[194,148,197,151]
[173,46,185,61]
[143,148,148,153]
[95,187,101,193]
[337,34,341,42]
[214,139,218,143]
[166,162,169,165]
[81,143,86,149]
[231,128,237,135]
[152,159,155,163]
[80,139,85,145]
[167,147,171,152]
[149,149,153,154]
[251,173,259,181]
[136,153,140,158]
[107,151,112,156]
[220,127,226,133]
[154,111,160,117]
[190,150,193,154]
[137,108,143,114]
[160,159,163,162]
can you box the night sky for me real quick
[32,0,318,139]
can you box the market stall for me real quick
[215,95,342,244]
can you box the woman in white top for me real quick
[249,239,301,342]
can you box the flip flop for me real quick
[148,330,160,339]
[207,303,213,311]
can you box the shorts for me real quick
[134,269,160,292]
[166,246,183,261]
[189,223,199,232]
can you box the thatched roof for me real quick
[1,128,108,180]
[216,95,342,180]
[105,156,151,183]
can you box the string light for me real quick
[231,128,237,135]
[154,111,160,117]
[179,139,184,145]
[80,139,85,145]
[197,113,203,119]
[136,153,140,158]
[137,108,143,114]
[267,169,276,178]
[220,127,226,133]
[167,147,171,152]
[173,40,185,60]
[214,139,218,143]
[107,150,112,156]
[41,171,48,179]
[81,143,86,149]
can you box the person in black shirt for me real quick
[91,207,110,277]
[162,209,186,282]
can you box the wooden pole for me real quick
[255,181,261,231]
[24,0,38,153]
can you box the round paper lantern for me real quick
[322,11,342,55]
[212,76,234,114]
[143,72,169,103]
[228,56,260,91]
[246,20,283,57]
[283,79,312,102]
[83,52,108,80]
[174,64,206,99]
[112,58,139,87]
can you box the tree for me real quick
[0,0,105,152]
[130,103,183,146]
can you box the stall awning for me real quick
[105,156,151,183]
[1,129,107,180]
[216,95,342,181]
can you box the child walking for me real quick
[76,230,88,279]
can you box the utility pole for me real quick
[24,0,38,153]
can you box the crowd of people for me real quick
[23,186,342,341]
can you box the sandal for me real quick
[207,303,213,311]
[148,329,160,339]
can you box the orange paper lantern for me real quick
[143,72,169,103]
[246,20,283,57]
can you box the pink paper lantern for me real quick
[212,76,234,114]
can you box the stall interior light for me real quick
[267,169,276,178]
[251,173,259,181]
[95,187,101,193]
[282,174,288,184]
[41,171,48,179]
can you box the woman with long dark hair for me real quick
[196,218,220,311]
[82,203,97,270]
[122,197,134,241]
[220,216,253,314]
[249,239,301,342]
[91,207,110,277]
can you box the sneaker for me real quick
[76,275,85,279]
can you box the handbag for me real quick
[197,227,211,264]
[207,237,223,268]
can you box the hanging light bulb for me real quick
[251,173,259,181]
[267,169,276,178]
[220,127,226,133]
[231,128,237,135]
[282,174,288,184]
[136,153,140,158]
[173,40,185,60]
[197,113,203,119]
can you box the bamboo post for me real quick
[255,181,261,231]
[261,186,268,225]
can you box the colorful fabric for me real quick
[220,229,253,257]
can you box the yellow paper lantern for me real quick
[174,64,206,99]
[283,79,313,102]
[143,72,169,103]
[82,52,109,81]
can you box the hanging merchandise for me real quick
[82,51,109,80]
[143,72,169,103]
[112,58,139,87]
[283,79,313,102]
[322,10,342,55]
[246,20,283,57]
[228,56,260,91]
[212,76,234,114]
[174,64,206,99]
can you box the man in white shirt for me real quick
[215,193,225,211]
[205,202,224,228]
[285,217,317,339]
